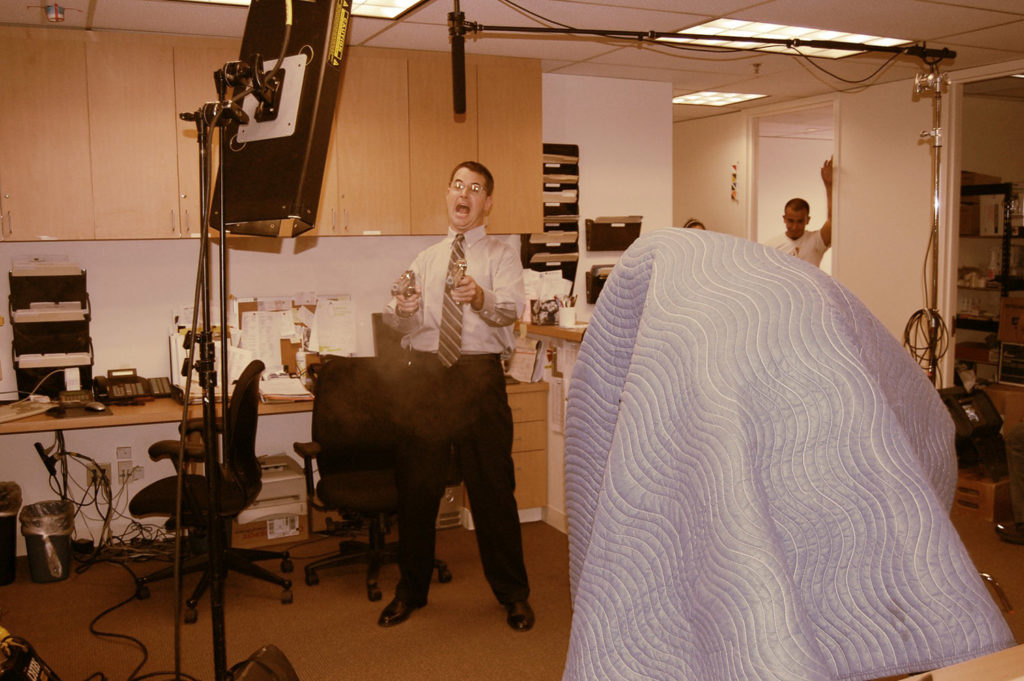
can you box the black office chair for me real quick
[129,359,293,622]
[294,355,451,601]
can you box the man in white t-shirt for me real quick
[767,157,833,267]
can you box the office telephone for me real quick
[94,369,173,402]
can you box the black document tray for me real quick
[585,216,642,251]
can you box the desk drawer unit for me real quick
[508,381,548,510]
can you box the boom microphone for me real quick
[449,1,466,115]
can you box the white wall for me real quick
[836,79,936,337]
[674,79,937,342]
[673,114,748,237]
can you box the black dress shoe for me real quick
[378,597,423,627]
[995,522,1024,545]
[505,600,535,632]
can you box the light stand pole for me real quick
[180,82,246,680]
[915,65,950,384]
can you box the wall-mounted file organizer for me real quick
[586,216,642,252]
[586,264,614,304]
[543,142,580,224]
[522,143,584,288]
[9,263,94,398]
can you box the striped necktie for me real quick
[437,234,466,367]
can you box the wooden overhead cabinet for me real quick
[87,36,181,239]
[333,50,411,236]
[172,39,241,238]
[0,32,95,241]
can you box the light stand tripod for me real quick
[177,89,240,681]
[166,1,346,675]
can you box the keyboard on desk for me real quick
[0,400,58,424]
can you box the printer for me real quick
[236,453,307,525]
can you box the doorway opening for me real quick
[753,104,836,275]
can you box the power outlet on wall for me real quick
[87,463,111,486]
[117,460,133,484]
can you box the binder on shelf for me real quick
[586,264,614,304]
[585,216,642,251]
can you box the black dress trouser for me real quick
[394,351,530,605]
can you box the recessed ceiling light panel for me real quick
[660,19,911,59]
[672,91,767,107]
[172,0,427,19]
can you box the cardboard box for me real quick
[232,510,308,549]
[954,467,1012,523]
[959,201,980,235]
[982,382,1024,428]
[962,170,1002,186]
[998,298,1024,343]
[230,454,308,549]
[956,341,998,364]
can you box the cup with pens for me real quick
[557,295,577,328]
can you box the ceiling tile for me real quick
[939,21,1024,53]
[89,0,245,36]
[732,0,1018,41]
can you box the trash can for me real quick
[19,500,74,583]
[0,483,21,586]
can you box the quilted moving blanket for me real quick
[563,229,1013,681]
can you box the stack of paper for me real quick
[260,375,313,402]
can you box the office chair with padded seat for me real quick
[129,359,293,623]
[294,355,451,601]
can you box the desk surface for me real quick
[0,381,546,436]
[0,397,313,436]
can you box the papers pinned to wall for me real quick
[309,295,356,357]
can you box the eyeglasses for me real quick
[449,179,485,195]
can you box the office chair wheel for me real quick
[184,607,198,624]
[305,568,320,586]
[281,588,293,605]
[437,564,453,583]
[135,583,151,600]
[367,584,382,601]
[281,557,293,573]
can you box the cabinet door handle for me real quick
[184,209,192,237]
[5,210,11,238]
[171,209,177,234]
